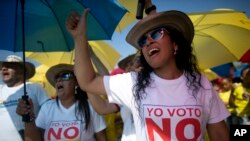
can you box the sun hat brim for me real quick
[118,54,136,70]
[126,10,194,49]
[46,64,74,87]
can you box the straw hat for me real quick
[46,64,74,87]
[126,10,194,49]
[118,53,136,70]
[0,55,35,79]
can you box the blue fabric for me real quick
[211,62,250,78]
[0,0,127,52]
[211,63,234,77]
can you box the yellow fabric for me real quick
[190,10,250,69]
[219,90,234,113]
[117,0,137,15]
[115,1,250,69]
[104,113,118,141]
[233,83,250,117]
[114,112,123,140]
[115,12,136,32]
[116,0,137,32]
[29,65,56,97]
[27,41,121,97]
[26,41,121,71]
[205,131,210,141]
[219,91,230,104]
[89,41,121,71]
[202,69,219,81]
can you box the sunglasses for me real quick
[1,63,23,69]
[138,28,168,48]
[54,72,74,82]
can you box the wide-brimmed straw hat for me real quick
[126,10,194,49]
[118,53,136,70]
[0,55,35,79]
[46,64,74,87]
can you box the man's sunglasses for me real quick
[138,28,168,48]
[1,63,23,69]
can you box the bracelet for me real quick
[145,5,156,15]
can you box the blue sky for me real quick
[108,0,250,60]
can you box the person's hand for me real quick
[145,0,156,15]
[243,92,250,101]
[16,98,34,117]
[66,9,90,39]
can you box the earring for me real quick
[174,49,177,55]
[75,86,78,95]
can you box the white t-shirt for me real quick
[120,106,136,141]
[104,72,230,141]
[36,100,106,141]
[0,82,49,141]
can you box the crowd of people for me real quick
[1,0,249,141]
[213,65,250,126]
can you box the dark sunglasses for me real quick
[138,28,168,48]
[1,63,23,69]
[54,72,74,82]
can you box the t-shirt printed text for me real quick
[144,105,202,141]
[46,120,82,141]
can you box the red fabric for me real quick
[110,68,125,75]
[240,49,250,63]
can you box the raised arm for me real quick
[88,42,120,115]
[87,93,119,115]
[66,9,106,95]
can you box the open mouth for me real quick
[149,48,160,56]
[2,71,10,77]
[56,84,64,90]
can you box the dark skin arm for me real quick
[66,2,155,96]
[95,129,107,141]
[24,123,44,141]
[87,93,119,115]
[66,9,106,95]
[88,44,120,115]
[207,120,230,141]
[16,98,44,141]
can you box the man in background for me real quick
[0,55,49,140]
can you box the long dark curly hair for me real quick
[132,26,202,118]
